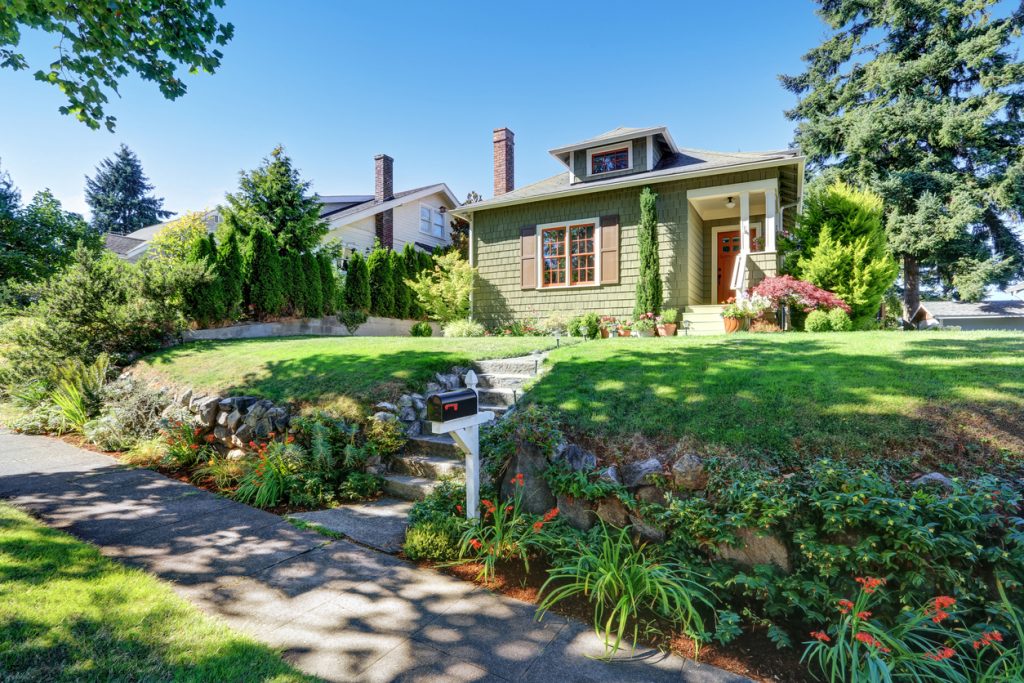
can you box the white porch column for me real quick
[739,191,751,253]
[764,187,777,252]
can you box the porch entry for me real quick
[716,226,759,303]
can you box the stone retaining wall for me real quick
[183,316,442,342]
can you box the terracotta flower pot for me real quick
[723,317,743,334]
[600,328,609,339]
[636,328,656,337]
[661,323,677,337]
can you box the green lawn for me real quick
[138,336,559,411]
[527,330,1024,470]
[0,503,314,683]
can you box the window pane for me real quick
[433,212,444,237]
[542,227,566,286]
[590,147,629,174]
[569,224,595,284]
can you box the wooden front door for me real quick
[717,230,741,303]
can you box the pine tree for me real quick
[217,229,243,320]
[390,249,410,319]
[302,252,323,318]
[245,225,285,319]
[85,144,172,235]
[317,252,337,315]
[220,146,328,254]
[634,187,662,317]
[401,243,421,317]
[367,245,394,317]
[281,253,305,316]
[782,0,1024,310]
[184,234,225,326]
[343,251,370,312]
[787,181,899,322]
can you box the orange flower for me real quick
[204,434,216,443]
[854,632,890,653]
[469,538,482,550]
[505,505,513,513]
[455,504,463,514]
[924,646,956,661]
[810,631,830,642]
[249,441,257,449]
[268,432,276,439]
[973,630,1003,650]
[510,473,524,487]
[193,427,202,436]
[838,599,854,614]
[543,508,559,522]
[286,435,295,444]
[532,520,544,533]
[928,596,956,623]
[856,611,872,620]
[189,443,199,451]
[855,576,885,594]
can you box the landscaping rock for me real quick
[374,401,399,413]
[372,411,398,423]
[599,465,621,485]
[553,442,597,472]
[717,528,791,573]
[399,407,417,422]
[910,472,955,490]
[404,421,422,437]
[175,387,193,408]
[398,395,413,408]
[233,424,253,444]
[629,513,666,543]
[213,425,231,443]
[226,448,248,461]
[252,417,273,439]
[226,409,243,431]
[216,410,229,427]
[595,497,629,527]
[194,396,220,427]
[501,442,555,514]
[671,453,708,490]
[556,494,596,531]
[635,485,668,506]
[218,396,258,412]
[621,458,663,488]
[424,382,442,396]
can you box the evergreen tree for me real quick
[787,181,899,322]
[401,243,422,317]
[245,225,285,319]
[85,144,172,235]
[634,187,662,317]
[184,234,225,326]
[367,245,394,317]
[217,229,243,320]
[343,251,371,312]
[782,0,1024,311]
[302,252,323,318]
[220,146,328,254]
[281,252,305,316]
[317,252,337,315]
[390,248,410,319]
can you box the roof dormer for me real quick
[548,126,679,184]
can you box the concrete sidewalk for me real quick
[0,431,747,682]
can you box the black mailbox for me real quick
[427,389,478,423]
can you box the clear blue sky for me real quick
[1,1,832,218]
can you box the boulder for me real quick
[216,410,229,427]
[219,396,258,412]
[595,497,629,527]
[398,395,414,409]
[194,396,221,427]
[501,442,555,514]
[621,457,663,488]
[374,401,399,413]
[252,417,273,439]
[226,409,244,431]
[629,513,666,543]
[910,472,954,490]
[372,411,398,423]
[635,485,668,506]
[599,465,621,485]
[226,448,248,461]
[716,528,791,573]
[399,407,417,422]
[234,423,253,444]
[213,425,231,443]
[556,494,596,531]
[671,454,708,490]
[175,387,193,408]
[424,382,442,396]
[553,442,597,472]
[405,420,422,437]
[267,407,289,432]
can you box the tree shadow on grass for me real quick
[525,334,1024,470]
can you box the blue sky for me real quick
[2,1,832,218]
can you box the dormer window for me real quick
[587,142,633,176]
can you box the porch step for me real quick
[477,387,519,408]
[383,474,439,501]
[476,373,531,390]
[392,453,465,479]
[472,356,543,377]
[683,305,727,336]
[407,433,462,457]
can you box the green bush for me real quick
[805,309,831,332]
[390,249,410,319]
[245,224,285,319]
[184,234,226,327]
[404,519,462,562]
[281,253,305,315]
[301,252,323,317]
[367,245,394,317]
[337,309,367,335]
[317,252,337,316]
[568,312,601,339]
[634,186,662,317]
[402,243,423,317]
[233,441,300,508]
[84,376,171,451]
[827,307,853,331]
[406,251,475,322]
[364,416,406,456]
[338,471,383,501]
[342,251,370,312]
[410,321,433,337]
[216,229,244,320]
[443,319,485,337]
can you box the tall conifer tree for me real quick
[634,187,662,317]
[85,145,172,235]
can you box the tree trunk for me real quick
[902,254,920,321]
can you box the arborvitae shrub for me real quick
[217,229,244,320]
[634,186,662,317]
[343,251,370,312]
[302,252,323,317]
[390,249,410,319]
[246,225,285,319]
[402,243,422,317]
[185,234,226,326]
[367,245,394,317]
[317,252,337,315]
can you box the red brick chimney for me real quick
[374,154,394,248]
[493,128,514,196]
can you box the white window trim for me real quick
[586,142,633,177]
[535,217,601,290]
[419,203,445,239]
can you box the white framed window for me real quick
[420,205,445,238]
[586,142,633,176]
[535,217,601,289]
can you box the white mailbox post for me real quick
[429,370,493,520]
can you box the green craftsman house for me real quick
[452,126,805,333]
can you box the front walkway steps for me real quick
[682,305,728,336]
[383,352,546,503]
[289,498,413,553]
[0,431,749,682]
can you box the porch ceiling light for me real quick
[725,196,735,209]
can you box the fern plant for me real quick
[50,379,89,433]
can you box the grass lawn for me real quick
[137,336,559,413]
[528,330,1024,470]
[0,503,314,682]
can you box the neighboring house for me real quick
[106,155,457,266]
[911,300,1024,331]
[107,209,223,262]
[451,126,804,331]
[102,233,147,262]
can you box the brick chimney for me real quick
[493,127,514,196]
[374,154,394,248]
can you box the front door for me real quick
[717,230,741,303]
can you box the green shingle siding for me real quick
[572,136,649,182]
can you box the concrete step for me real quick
[685,305,726,312]
[407,433,461,457]
[682,311,724,322]
[288,498,412,553]
[477,387,519,408]
[480,404,509,418]
[392,453,465,479]
[383,474,438,501]
[472,356,542,377]
[476,373,531,390]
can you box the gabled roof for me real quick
[323,183,460,224]
[453,144,802,216]
[103,233,145,256]
[124,209,220,241]
[916,300,1024,320]
[548,126,678,158]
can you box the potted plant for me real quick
[632,313,657,337]
[599,315,617,339]
[617,319,632,337]
[658,308,679,337]
[720,298,746,333]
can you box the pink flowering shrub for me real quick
[752,275,851,314]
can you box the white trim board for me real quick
[586,142,633,177]
[686,178,779,201]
